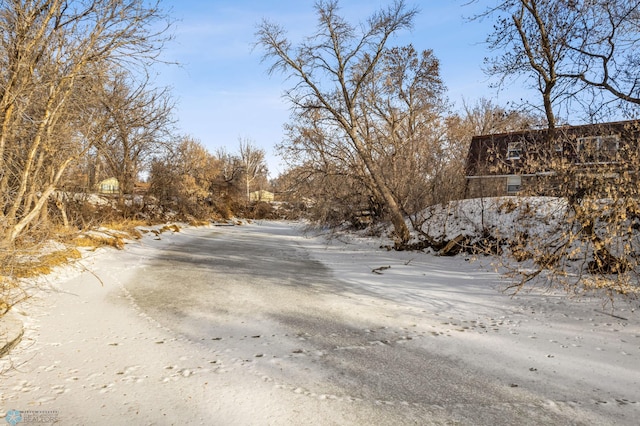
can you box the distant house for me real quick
[250,190,275,202]
[464,120,640,198]
[96,177,119,195]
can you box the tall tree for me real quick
[0,0,170,247]
[280,110,376,227]
[479,0,640,121]
[238,138,268,202]
[480,0,581,129]
[213,147,244,204]
[278,45,447,232]
[360,45,448,218]
[148,136,220,218]
[95,71,175,198]
[257,0,419,244]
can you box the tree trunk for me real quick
[351,131,410,245]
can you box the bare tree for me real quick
[212,147,244,206]
[94,71,175,199]
[478,0,640,121]
[238,138,268,202]
[148,136,221,218]
[361,45,448,218]
[257,0,418,245]
[0,0,170,248]
[279,109,377,227]
[458,98,543,136]
[277,44,448,234]
[564,0,640,113]
[479,0,582,129]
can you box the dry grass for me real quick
[66,219,151,251]
[160,224,181,233]
[188,219,210,227]
[0,247,82,279]
[99,220,146,240]
[71,233,126,250]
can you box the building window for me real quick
[506,175,521,194]
[576,135,619,163]
[506,142,522,160]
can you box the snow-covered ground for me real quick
[0,221,639,425]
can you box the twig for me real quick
[594,309,628,321]
[372,265,391,274]
[77,261,105,287]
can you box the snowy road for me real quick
[1,221,639,425]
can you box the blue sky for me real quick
[155,1,522,176]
